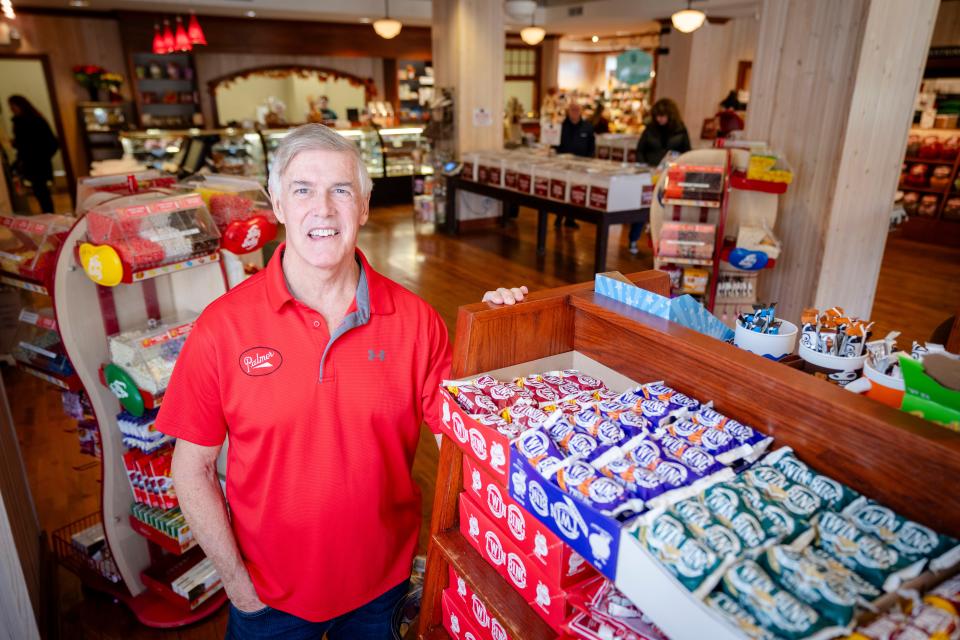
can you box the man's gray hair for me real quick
[267,123,373,201]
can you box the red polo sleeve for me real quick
[155,317,228,447]
[421,310,453,435]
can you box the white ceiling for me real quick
[16,0,760,38]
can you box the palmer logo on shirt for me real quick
[239,346,283,376]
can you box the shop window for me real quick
[505,46,540,116]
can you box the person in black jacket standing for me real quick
[628,98,691,254]
[8,95,59,214]
[553,102,595,228]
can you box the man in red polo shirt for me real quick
[156,124,526,639]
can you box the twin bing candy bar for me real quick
[722,559,843,640]
[637,511,726,597]
[513,428,568,479]
[758,545,858,627]
[704,591,777,640]
[761,447,858,511]
[554,459,643,519]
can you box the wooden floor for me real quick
[6,204,958,639]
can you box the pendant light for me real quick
[152,23,167,54]
[187,11,207,46]
[373,0,402,39]
[671,0,706,33]
[162,19,175,52]
[520,3,544,46]
[1,0,15,20]
[174,16,192,51]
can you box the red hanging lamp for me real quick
[152,23,166,54]
[187,11,207,46]
[174,15,192,51]
[162,19,175,52]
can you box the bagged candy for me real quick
[555,459,643,519]
[815,511,926,591]
[670,498,744,558]
[443,381,498,415]
[656,434,728,479]
[513,428,568,479]
[842,496,960,571]
[722,559,843,640]
[636,511,726,596]
[759,545,858,626]
[654,418,748,465]
[740,465,824,521]
[701,483,783,552]
[691,407,772,457]
[704,591,778,640]
[501,402,551,431]
[762,447,858,511]
[925,574,960,614]
[802,546,882,604]
[598,456,676,504]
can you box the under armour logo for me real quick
[368,349,385,362]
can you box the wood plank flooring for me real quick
[5,204,957,639]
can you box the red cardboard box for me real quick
[442,587,487,640]
[459,492,571,631]
[463,454,595,589]
[438,387,512,485]
[448,565,512,640]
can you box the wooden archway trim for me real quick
[207,64,377,126]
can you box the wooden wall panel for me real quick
[114,11,431,60]
[16,13,132,180]
[195,52,386,127]
[931,0,960,47]
[540,35,560,93]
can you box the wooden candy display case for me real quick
[418,271,960,639]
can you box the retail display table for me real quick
[443,175,649,273]
[417,270,960,640]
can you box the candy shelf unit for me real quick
[52,215,229,627]
[417,270,960,640]
[898,127,960,246]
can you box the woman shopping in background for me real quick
[8,95,59,214]
[629,98,691,254]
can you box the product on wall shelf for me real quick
[129,504,195,555]
[131,51,203,129]
[897,127,960,246]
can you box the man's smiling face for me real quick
[273,148,369,271]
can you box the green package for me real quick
[704,591,777,640]
[759,545,857,626]
[815,511,926,591]
[740,465,824,521]
[722,559,841,640]
[637,511,726,597]
[762,447,859,510]
[803,546,882,604]
[842,496,960,571]
[702,482,787,548]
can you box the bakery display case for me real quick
[207,130,266,179]
[260,126,384,179]
[379,126,431,177]
[120,130,188,171]
[417,271,960,640]
[77,102,133,168]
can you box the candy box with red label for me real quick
[532,164,552,198]
[459,492,571,631]
[463,453,596,588]
[448,564,512,640]
[461,153,479,182]
[180,175,278,255]
[0,213,72,285]
[443,587,488,640]
[478,156,505,187]
[587,170,653,212]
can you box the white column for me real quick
[745,0,939,320]
[432,0,505,154]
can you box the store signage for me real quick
[104,363,145,417]
[616,49,653,85]
[79,243,124,287]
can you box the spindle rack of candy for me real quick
[50,183,231,627]
[417,271,960,640]
[650,143,790,326]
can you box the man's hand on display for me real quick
[482,286,528,306]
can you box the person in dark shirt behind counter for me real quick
[553,102,595,228]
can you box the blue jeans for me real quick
[226,580,409,640]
